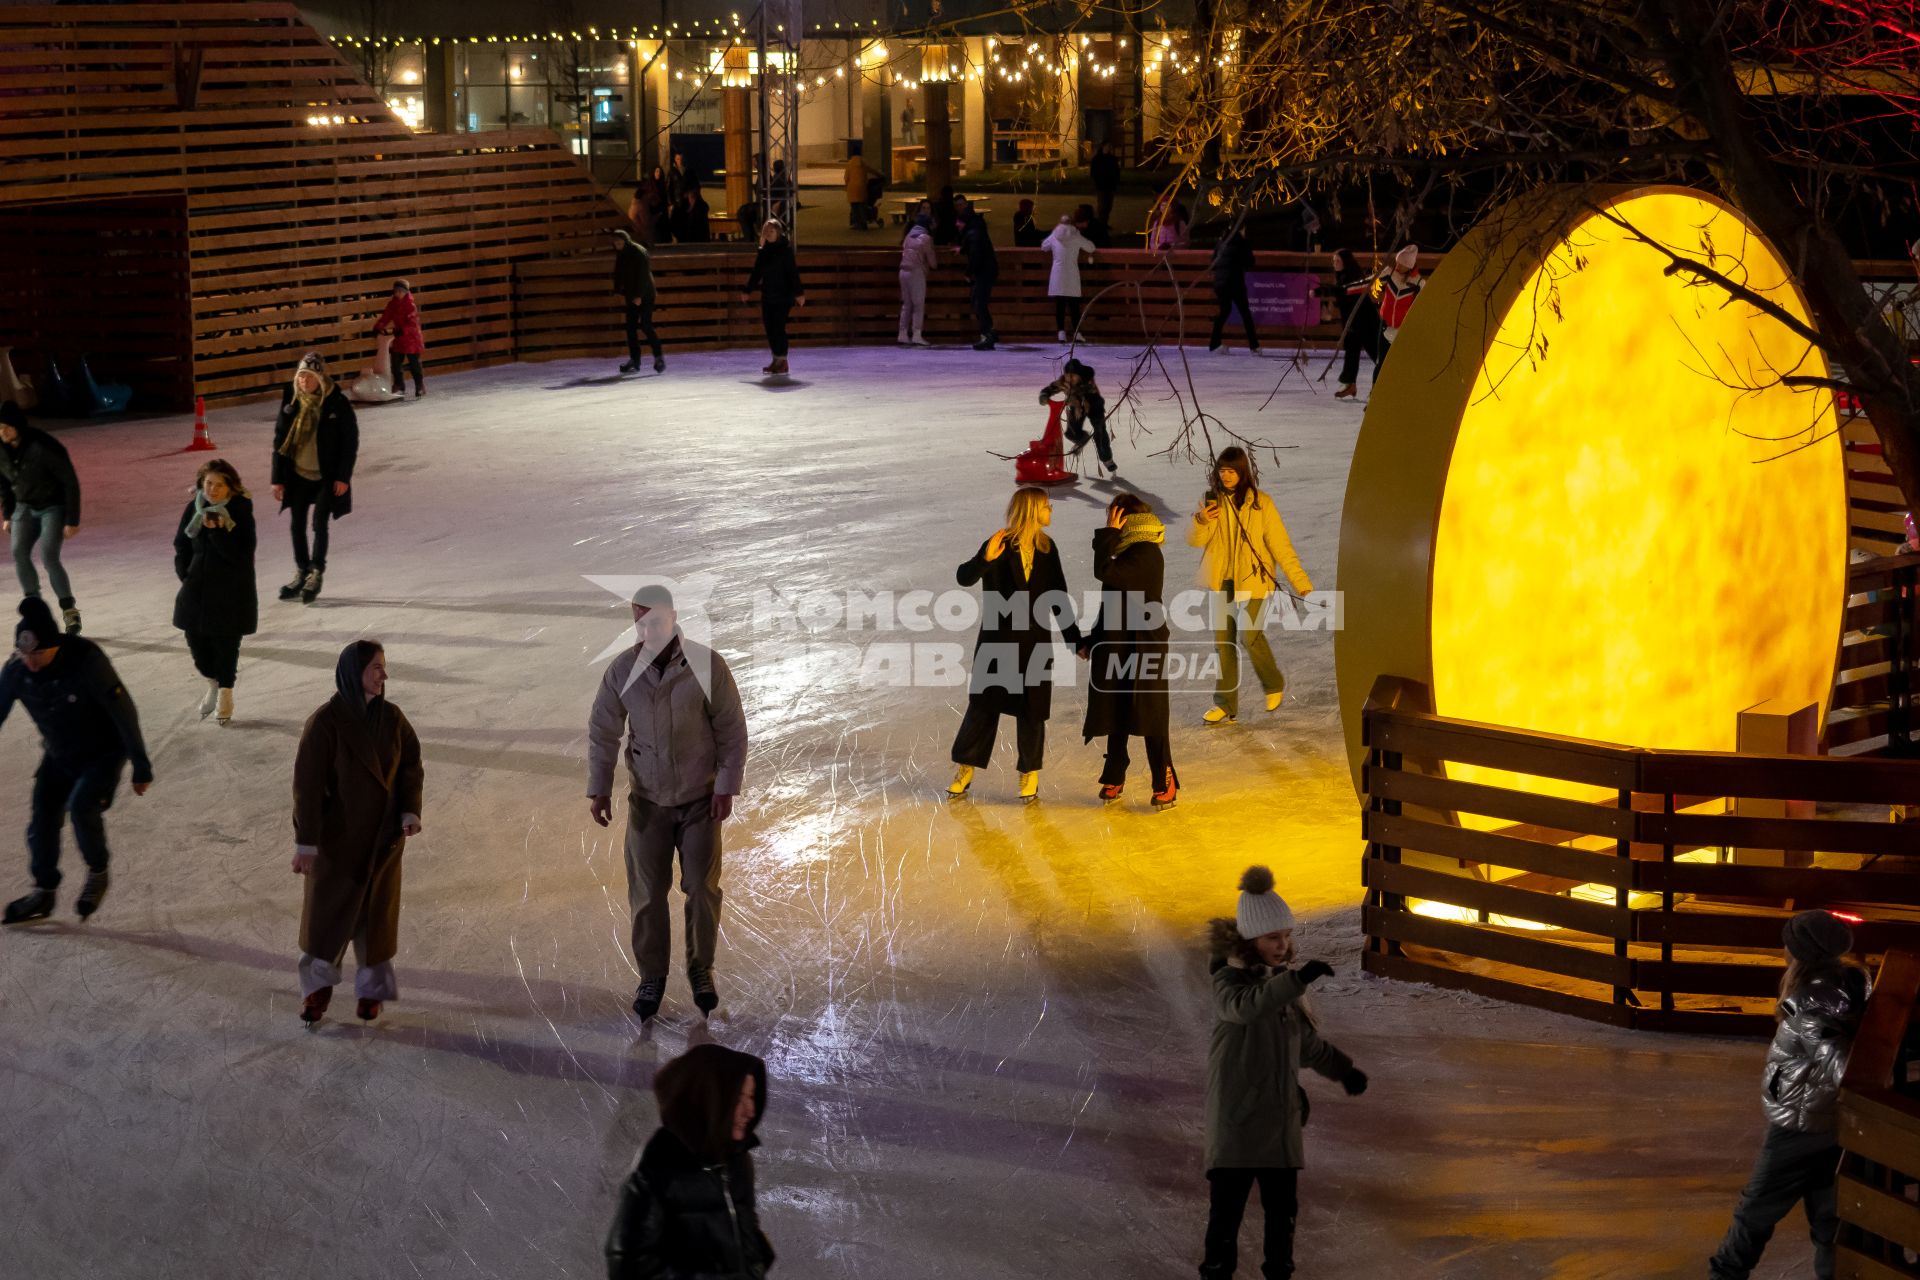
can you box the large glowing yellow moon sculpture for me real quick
[1336,187,1846,804]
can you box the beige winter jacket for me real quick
[587,636,747,805]
[1187,490,1312,600]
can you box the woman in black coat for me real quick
[1079,492,1176,808]
[269,352,358,605]
[739,220,806,376]
[1324,247,1382,399]
[948,485,1082,804]
[173,458,257,726]
[607,1044,775,1280]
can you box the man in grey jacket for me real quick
[588,584,747,1021]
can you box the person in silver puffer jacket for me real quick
[1710,910,1872,1280]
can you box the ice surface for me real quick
[0,344,1805,1278]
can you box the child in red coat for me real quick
[373,280,426,399]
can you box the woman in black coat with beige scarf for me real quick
[172,458,257,725]
[1079,492,1176,808]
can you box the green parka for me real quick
[1205,922,1354,1171]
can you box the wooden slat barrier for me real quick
[1837,952,1920,1279]
[1828,554,1920,757]
[1361,677,1920,1036]
[512,248,1369,361]
[0,1,622,408]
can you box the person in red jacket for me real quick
[373,280,426,399]
[1374,245,1423,370]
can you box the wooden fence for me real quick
[1360,676,1920,1036]
[1839,950,1920,1279]
[1828,554,1920,758]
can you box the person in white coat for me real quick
[1042,215,1097,343]
[1187,446,1313,725]
[898,216,937,346]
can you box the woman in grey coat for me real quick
[1201,865,1367,1280]
[1709,910,1871,1280]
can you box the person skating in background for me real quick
[741,219,806,376]
[172,458,257,727]
[1078,493,1176,809]
[1038,359,1117,479]
[587,584,748,1023]
[608,1043,775,1280]
[1042,214,1097,344]
[0,399,84,635]
[1709,910,1871,1280]
[1202,865,1368,1280]
[1012,198,1044,248]
[1090,140,1122,227]
[844,151,874,230]
[947,486,1082,804]
[955,196,999,351]
[270,353,357,606]
[612,229,666,375]
[1375,244,1423,368]
[372,279,426,399]
[0,597,153,924]
[291,641,424,1025]
[898,215,937,347]
[1324,248,1383,400]
[1189,446,1313,726]
[1208,223,1261,355]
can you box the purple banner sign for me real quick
[1243,271,1322,327]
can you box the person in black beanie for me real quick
[606,1043,775,1280]
[0,597,153,924]
[1709,909,1871,1280]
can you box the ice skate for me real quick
[301,987,331,1026]
[972,336,995,351]
[632,975,666,1021]
[1056,329,1067,343]
[1334,383,1358,399]
[1099,783,1124,804]
[688,964,719,1016]
[413,387,426,399]
[1018,770,1040,804]
[198,678,219,719]
[653,356,666,373]
[1202,706,1236,726]
[1265,691,1284,713]
[619,359,641,374]
[2,888,55,924]
[1100,460,1119,479]
[771,357,789,375]
[277,569,307,601]
[61,604,81,635]
[897,332,912,346]
[946,765,974,799]
[356,998,382,1022]
[762,359,777,373]
[300,567,324,604]
[73,870,111,920]
[910,335,929,347]
[1151,767,1179,811]
[216,688,234,726]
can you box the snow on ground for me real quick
[1,343,1807,1278]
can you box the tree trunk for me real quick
[1664,0,1920,511]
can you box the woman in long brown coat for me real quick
[292,640,423,1026]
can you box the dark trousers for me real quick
[762,298,793,357]
[389,350,424,394]
[625,298,662,363]
[1095,190,1116,226]
[1100,732,1172,789]
[1053,296,1083,334]
[1337,315,1382,385]
[1064,405,1114,468]
[1200,1167,1297,1280]
[952,700,1046,773]
[1209,280,1260,351]
[185,631,242,686]
[970,276,996,340]
[624,793,722,978]
[27,753,124,891]
[285,478,331,572]
[1709,1124,1840,1280]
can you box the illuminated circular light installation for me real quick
[1335,187,1846,810]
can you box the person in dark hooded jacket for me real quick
[607,1043,776,1280]
[1207,224,1261,355]
[0,596,153,925]
[1038,359,1116,478]
[0,399,85,635]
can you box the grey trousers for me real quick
[1709,1123,1839,1280]
[625,792,722,980]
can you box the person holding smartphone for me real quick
[172,459,257,726]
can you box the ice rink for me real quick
[1,343,1809,1278]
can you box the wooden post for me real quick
[923,80,950,197]
[425,43,456,133]
[1733,700,1819,868]
[723,86,751,229]
[1615,787,1632,1010]
[1660,791,1675,1014]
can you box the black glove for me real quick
[1297,960,1333,985]
[1341,1068,1369,1097]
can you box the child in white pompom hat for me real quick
[1200,865,1368,1280]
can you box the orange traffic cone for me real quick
[185,395,215,451]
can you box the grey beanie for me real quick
[1235,865,1294,938]
[1783,910,1853,964]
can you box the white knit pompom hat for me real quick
[1235,865,1294,938]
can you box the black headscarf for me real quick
[334,640,387,723]
[654,1044,768,1162]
